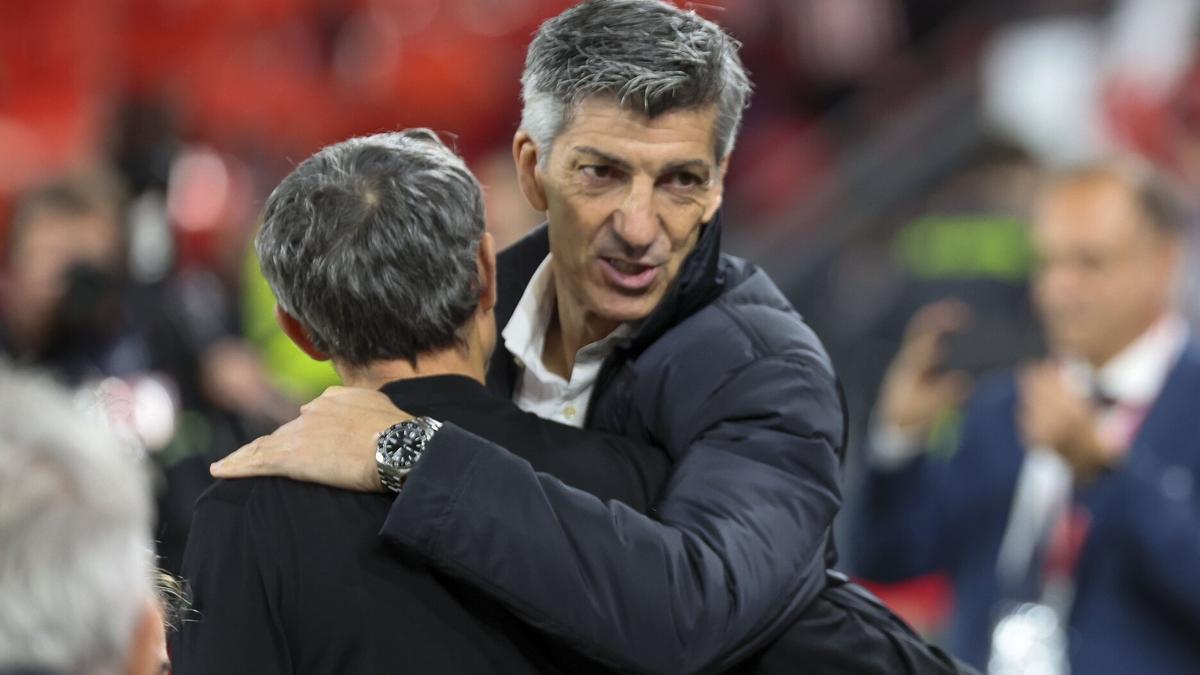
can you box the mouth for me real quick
[598,257,661,292]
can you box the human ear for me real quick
[512,130,549,213]
[476,232,498,315]
[124,600,167,675]
[702,155,731,223]
[275,306,330,361]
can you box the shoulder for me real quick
[714,256,833,371]
[642,256,832,378]
[621,259,843,449]
[194,476,341,526]
[197,476,290,509]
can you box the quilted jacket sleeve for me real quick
[381,353,843,675]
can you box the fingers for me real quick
[902,300,971,344]
[1017,362,1094,452]
[210,438,271,479]
[209,416,306,479]
[935,370,973,408]
[896,301,972,374]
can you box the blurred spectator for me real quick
[0,366,167,675]
[0,171,138,381]
[0,166,301,573]
[851,161,1200,674]
[833,140,1043,635]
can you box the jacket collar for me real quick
[1123,338,1200,466]
[494,211,727,359]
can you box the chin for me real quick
[590,290,661,324]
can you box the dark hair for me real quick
[5,171,127,264]
[255,129,486,366]
[520,0,752,161]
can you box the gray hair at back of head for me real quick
[0,366,153,674]
[520,0,752,162]
[256,129,486,366]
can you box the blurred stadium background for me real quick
[2,0,1199,656]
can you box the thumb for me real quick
[936,371,973,407]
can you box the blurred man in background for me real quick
[0,366,167,675]
[853,161,1200,674]
[0,172,134,381]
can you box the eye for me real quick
[580,165,617,183]
[663,171,705,191]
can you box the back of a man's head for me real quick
[0,368,153,674]
[255,129,486,367]
[520,0,752,160]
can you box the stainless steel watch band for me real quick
[375,416,443,493]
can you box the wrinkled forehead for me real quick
[557,97,724,165]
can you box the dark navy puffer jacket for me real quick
[381,216,844,674]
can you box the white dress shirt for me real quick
[502,255,632,428]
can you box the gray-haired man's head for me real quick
[0,367,157,674]
[520,0,752,162]
[256,129,487,367]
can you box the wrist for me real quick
[375,416,443,493]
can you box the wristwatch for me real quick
[375,416,443,493]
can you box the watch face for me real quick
[392,420,428,468]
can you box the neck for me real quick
[544,283,620,380]
[1087,309,1171,369]
[337,346,485,391]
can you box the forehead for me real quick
[13,206,117,247]
[553,98,720,167]
[1033,176,1148,249]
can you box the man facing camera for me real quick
[211,2,970,673]
[171,130,672,674]
[854,162,1200,674]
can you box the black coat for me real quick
[384,217,846,673]
[171,375,670,674]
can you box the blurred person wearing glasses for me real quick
[853,161,1200,674]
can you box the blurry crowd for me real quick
[3,0,1200,673]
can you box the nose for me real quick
[1035,261,1084,311]
[612,177,658,254]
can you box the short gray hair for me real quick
[256,129,486,366]
[0,367,153,674]
[520,0,752,161]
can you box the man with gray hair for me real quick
[214,2,968,673]
[173,129,674,673]
[0,366,167,675]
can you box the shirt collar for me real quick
[501,254,631,379]
[1067,313,1188,406]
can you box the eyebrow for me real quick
[572,147,713,175]
[662,159,712,176]
[573,146,632,171]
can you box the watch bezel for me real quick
[375,417,442,492]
